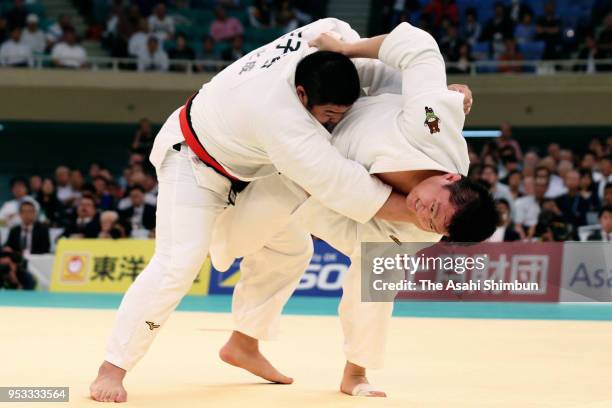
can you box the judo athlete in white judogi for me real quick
[209,23,498,397]
[89,18,436,403]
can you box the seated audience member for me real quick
[62,195,101,238]
[248,0,272,28]
[578,168,601,211]
[148,3,174,43]
[46,14,72,47]
[513,176,540,239]
[137,36,168,72]
[55,165,76,205]
[98,210,127,239]
[480,164,514,207]
[603,183,612,206]
[128,18,150,57]
[0,178,39,227]
[51,27,88,68]
[0,250,36,290]
[514,10,535,44]
[196,36,220,72]
[131,118,155,155]
[3,0,27,30]
[92,176,115,210]
[168,32,195,71]
[119,185,156,233]
[588,205,612,241]
[221,35,245,61]
[595,156,612,200]
[488,199,522,242]
[36,178,64,226]
[0,26,32,67]
[29,175,42,197]
[209,6,244,42]
[21,13,45,54]
[498,37,523,73]
[555,170,591,229]
[4,201,50,255]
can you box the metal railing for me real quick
[2,55,612,75]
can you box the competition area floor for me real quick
[1,293,612,408]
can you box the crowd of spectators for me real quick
[380,0,612,73]
[101,0,323,72]
[0,118,160,261]
[0,0,89,68]
[467,123,612,242]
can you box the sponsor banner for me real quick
[560,242,612,302]
[362,242,563,302]
[208,239,350,297]
[50,239,210,295]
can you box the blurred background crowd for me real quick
[1,0,611,72]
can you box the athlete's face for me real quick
[405,173,461,235]
[295,85,351,129]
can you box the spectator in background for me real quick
[422,0,458,28]
[587,205,612,241]
[508,0,532,23]
[119,185,156,233]
[603,183,612,206]
[535,1,563,60]
[0,178,38,227]
[481,2,514,58]
[127,18,149,58]
[4,201,50,255]
[168,32,195,72]
[92,176,115,210]
[55,166,76,205]
[499,37,524,73]
[98,210,127,239]
[499,147,521,180]
[196,35,219,72]
[70,169,85,199]
[0,251,36,290]
[513,175,540,238]
[496,122,523,161]
[248,0,272,28]
[29,175,42,197]
[480,164,514,207]
[275,0,299,33]
[36,178,63,226]
[514,10,536,44]
[487,199,522,242]
[63,195,101,238]
[439,23,460,61]
[46,14,72,48]
[446,41,472,74]
[535,164,566,198]
[131,118,155,156]
[0,17,8,44]
[3,0,27,30]
[555,170,591,229]
[0,27,32,67]
[579,168,601,211]
[51,27,88,69]
[576,34,604,73]
[210,6,244,42]
[148,3,174,43]
[595,156,612,199]
[21,14,45,54]
[137,36,168,72]
[462,8,481,46]
[506,169,522,200]
[221,34,245,61]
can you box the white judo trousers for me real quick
[210,175,424,369]
[105,109,232,371]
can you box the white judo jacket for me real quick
[210,22,471,270]
[149,18,409,224]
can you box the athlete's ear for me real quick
[443,173,462,183]
[295,85,308,107]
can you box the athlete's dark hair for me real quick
[443,176,499,243]
[295,51,360,108]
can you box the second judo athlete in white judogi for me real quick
[210,22,497,396]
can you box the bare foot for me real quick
[90,361,128,403]
[340,361,386,397]
[219,331,293,384]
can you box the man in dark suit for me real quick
[4,201,50,254]
[62,195,101,238]
[119,185,156,233]
[588,205,612,241]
